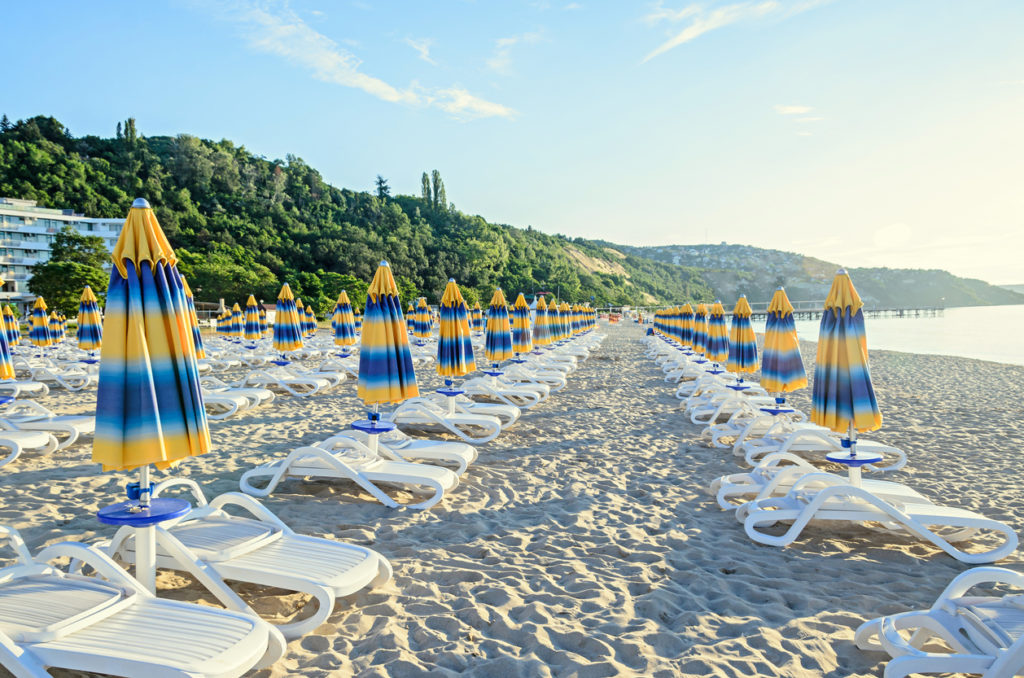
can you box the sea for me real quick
[782,304,1024,367]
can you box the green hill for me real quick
[0,115,711,313]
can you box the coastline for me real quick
[1,323,1020,676]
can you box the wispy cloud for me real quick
[404,37,436,65]
[774,104,812,115]
[641,0,832,62]
[564,2,583,9]
[203,1,514,119]
[487,30,543,75]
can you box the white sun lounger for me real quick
[742,476,1018,563]
[323,429,477,476]
[0,524,284,677]
[461,375,547,409]
[104,479,392,639]
[0,430,59,469]
[240,438,459,510]
[234,368,331,397]
[739,427,907,471]
[854,566,1024,677]
[28,366,96,392]
[385,400,503,444]
[201,377,275,407]
[0,401,94,450]
[411,393,520,428]
[0,380,49,398]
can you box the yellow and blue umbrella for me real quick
[679,303,694,347]
[358,261,419,405]
[547,299,562,342]
[533,296,551,347]
[332,290,357,347]
[243,295,261,342]
[217,311,231,336]
[3,306,19,347]
[29,297,52,348]
[93,198,211,592]
[559,302,572,341]
[761,287,806,395]
[273,283,304,353]
[229,303,244,339]
[259,307,268,337]
[726,295,758,374]
[692,303,708,355]
[406,302,415,333]
[77,285,103,351]
[811,269,882,435]
[304,304,317,337]
[354,306,363,331]
[470,302,484,332]
[294,298,306,337]
[484,288,513,364]
[181,277,205,360]
[437,279,476,378]
[414,298,432,340]
[512,293,533,355]
[48,311,63,344]
[0,283,13,379]
[705,301,729,364]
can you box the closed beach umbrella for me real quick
[414,298,432,340]
[406,302,415,333]
[3,305,19,347]
[0,284,13,379]
[77,285,103,351]
[726,295,759,374]
[761,287,807,395]
[560,302,573,341]
[294,299,307,336]
[811,269,882,435]
[48,311,63,344]
[229,303,244,338]
[692,303,708,355]
[484,288,513,363]
[437,279,476,378]
[705,301,729,363]
[354,306,363,331]
[333,290,357,347]
[304,304,317,337]
[181,277,205,360]
[259,307,268,337]
[547,300,561,342]
[93,198,211,591]
[273,283,304,353]
[680,303,694,347]
[358,261,419,405]
[512,293,533,355]
[533,296,551,347]
[29,297,52,348]
[471,302,484,332]
[216,311,230,336]
[243,295,261,341]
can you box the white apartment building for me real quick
[0,197,121,313]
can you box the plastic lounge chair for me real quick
[503,364,567,392]
[384,400,503,444]
[240,438,459,510]
[0,524,284,677]
[411,393,520,428]
[0,430,59,469]
[200,377,275,407]
[0,380,49,399]
[461,375,546,409]
[234,368,330,397]
[324,430,477,477]
[0,401,94,450]
[739,428,907,471]
[854,566,1024,677]
[28,367,96,392]
[742,475,1018,563]
[104,479,392,640]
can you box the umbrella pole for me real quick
[136,464,157,593]
[846,422,862,487]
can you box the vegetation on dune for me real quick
[0,115,712,313]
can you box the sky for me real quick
[4,0,1023,284]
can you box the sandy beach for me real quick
[3,321,1023,677]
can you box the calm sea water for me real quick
[781,304,1024,366]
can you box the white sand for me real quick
[2,322,1023,677]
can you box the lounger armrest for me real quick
[933,567,1024,609]
[34,542,151,596]
[0,525,34,565]
[150,477,208,506]
[206,492,293,533]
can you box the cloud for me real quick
[774,104,812,115]
[203,0,514,119]
[487,31,543,75]
[641,0,832,61]
[405,37,436,65]
[564,2,583,8]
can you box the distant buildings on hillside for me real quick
[0,197,121,312]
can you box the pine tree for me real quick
[431,169,442,208]
[0,115,10,133]
[375,175,390,201]
[421,172,431,202]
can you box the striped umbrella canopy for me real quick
[679,303,695,346]
[216,311,230,336]
[692,303,709,355]
[332,290,357,347]
[243,295,261,341]
[3,306,19,347]
[94,198,210,471]
[259,307,268,337]
[484,288,513,363]
[533,296,551,347]
[304,304,317,337]
[406,302,415,332]
[570,304,582,335]
[273,283,304,353]
[354,306,363,331]
[0,280,12,379]
[512,293,533,354]
[546,299,561,342]
[812,269,882,434]
[726,295,759,373]
[559,302,573,341]
[229,303,244,338]
[294,299,307,336]
[77,285,103,351]
[761,287,806,394]
[414,298,432,340]
[358,261,419,405]
[470,302,484,332]
[705,301,729,363]
[49,312,63,343]
[29,297,52,348]
[437,279,476,378]
[181,277,205,360]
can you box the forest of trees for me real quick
[0,115,713,314]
